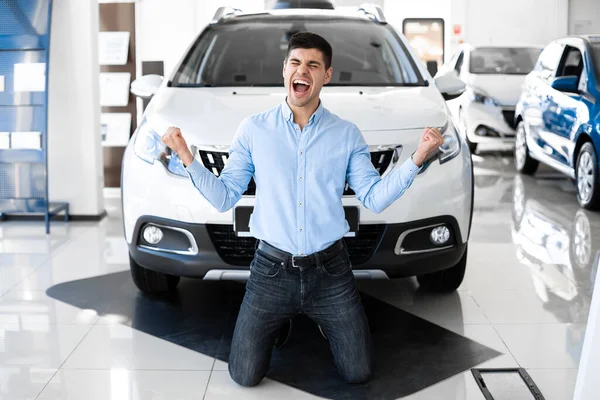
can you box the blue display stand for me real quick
[0,0,68,233]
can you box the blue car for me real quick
[515,35,600,209]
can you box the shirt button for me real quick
[300,228,303,231]
[299,176,302,180]
[299,202,302,206]
[300,151,303,155]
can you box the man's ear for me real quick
[282,60,286,79]
[324,67,333,85]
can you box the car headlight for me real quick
[468,88,500,107]
[438,121,461,164]
[419,121,461,172]
[133,120,187,177]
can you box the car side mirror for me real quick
[426,60,438,77]
[551,76,578,93]
[435,71,466,101]
[131,74,164,99]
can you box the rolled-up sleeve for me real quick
[185,118,255,212]
[346,126,420,214]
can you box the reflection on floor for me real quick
[0,149,596,399]
[44,273,499,400]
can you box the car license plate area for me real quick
[233,206,359,237]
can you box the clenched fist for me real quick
[412,127,444,167]
[162,127,194,167]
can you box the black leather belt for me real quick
[257,239,345,268]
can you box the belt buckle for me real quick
[291,255,303,268]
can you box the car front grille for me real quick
[502,110,516,129]
[198,148,394,197]
[206,224,385,266]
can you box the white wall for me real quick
[458,0,568,47]
[48,0,104,216]
[569,0,600,34]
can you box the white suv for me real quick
[122,4,473,294]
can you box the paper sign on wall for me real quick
[99,31,130,66]
[0,132,9,149]
[11,132,42,150]
[99,72,131,107]
[101,113,131,146]
[14,63,46,92]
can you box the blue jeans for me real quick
[228,244,373,387]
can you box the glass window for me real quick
[535,42,565,81]
[171,17,425,87]
[589,42,600,82]
[455,51,464,74]
[469,47,541,75]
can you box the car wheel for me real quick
[130,255,180,294]
[514,121,538,175]
[576,142,600,210]
[459,109,477,154]
[417,246,467,292]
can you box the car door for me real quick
[546,42,594,170]
[524,41,565,162]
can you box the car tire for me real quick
[417,246,467,292]
[130,255,180,294]
[569,210,596,270]
[459,109,477,154]
[576,142,600,210]
[514,121,538,175]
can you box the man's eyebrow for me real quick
[289,57,322,66]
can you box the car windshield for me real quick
[590,42,600,82]
[171,16,425,87]
[469,47,541,75]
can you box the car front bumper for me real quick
[464,103,517,144]
[129,214,468,280]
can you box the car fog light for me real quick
[430,226,450,245]
[143,225,163,245]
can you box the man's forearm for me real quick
[185,159,241,212]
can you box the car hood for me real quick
[465,74,527,106]
[145,86,448,144]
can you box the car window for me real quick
[535,42,565,82]
[171,17,425,87]
[455,51,464,74]
[557,46,583,78]
[469,47,540,75]
[590,42,600,82]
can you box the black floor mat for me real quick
[47,272,500,400]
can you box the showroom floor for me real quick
[0,149,595,399]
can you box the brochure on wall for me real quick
[99,72,130,107]
[10,131,42,150]
[0,132,9,149]
[13,63,46,92]
[98,31,130,65]
[101,113,131,147]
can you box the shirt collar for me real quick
[281,98,325,125]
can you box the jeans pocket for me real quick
[320,252,352,277]
[250,253,282,278]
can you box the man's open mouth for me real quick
[293,79,311,94]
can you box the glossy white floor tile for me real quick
[495,323,587,369]
[36,369,211,400]
[0,265,38,296]
[0,290,100,325]
[526,369,578,400]
[0,367,57,400]
[401,370,486,400]
[62,324,215,370]
[0,323,91,368]
[204,371,321,400]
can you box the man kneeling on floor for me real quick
[161,31,443,386]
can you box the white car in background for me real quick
[121,4,473,295]
[439,44,542,153]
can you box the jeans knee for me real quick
[228,362,264,387]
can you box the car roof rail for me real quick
[357,3,386,24]
[211,6,243,24]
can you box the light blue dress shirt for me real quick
[185,100,421,256]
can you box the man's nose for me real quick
[296,64,308,75]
